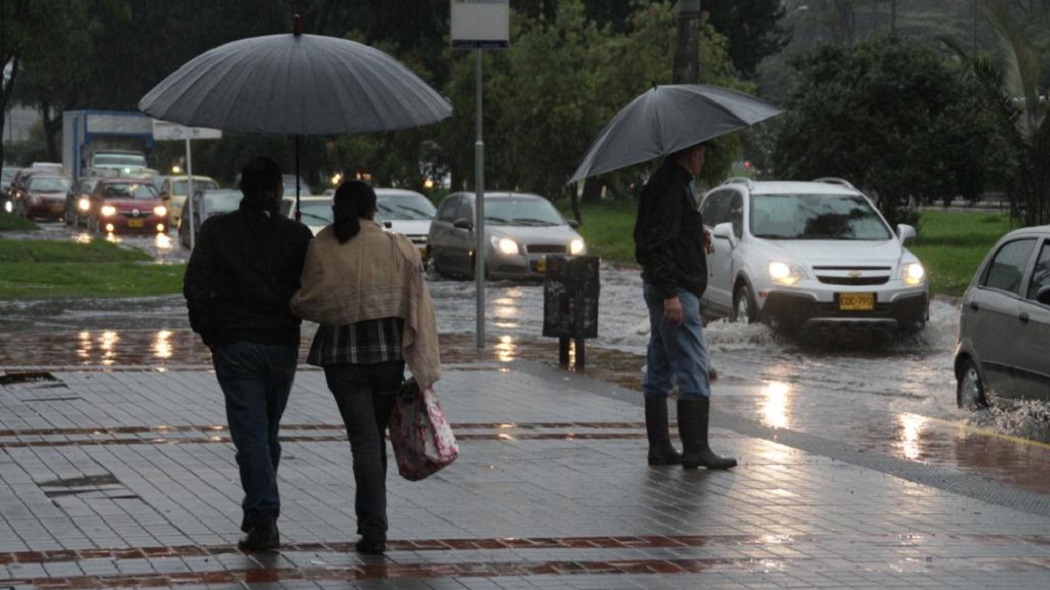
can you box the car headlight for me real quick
[569,238,586,255]
[78,198,90,212]
[900,262,926,286]
[768,261,804,286]
[491,236,520,255]
[100,205,117,217]
[154,205,168,217]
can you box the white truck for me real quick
[61,110,155,185]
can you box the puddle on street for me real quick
[2,237,1049,491]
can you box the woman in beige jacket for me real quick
[291,180,440,555]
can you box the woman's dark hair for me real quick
[333,180,377,243]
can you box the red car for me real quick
[85,178,168,235]
[11,174,70,220]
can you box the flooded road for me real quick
[3,223,1050,491]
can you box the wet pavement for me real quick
[2,222,1050,587]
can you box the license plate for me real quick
[128,219,144,228]
[536,256,546,273]
[839,292,875,311]
[50,203,64,213]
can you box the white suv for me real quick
[698,178,929,333]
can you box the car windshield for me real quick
[93,154,147,168]
[484,198,564,226]
[750,193,892,240]
[298,202,333,225]
[28,176,70,192]
[204,192,242,213]
[103,183,158,200]
[377,194,436,220]
[173,179,218,195]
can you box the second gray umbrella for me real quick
[568,84,782,184]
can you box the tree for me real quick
[702,0,789,78]
[771,36,1010,224]
[0,0,31,166]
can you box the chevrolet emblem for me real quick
[848,270,862,278]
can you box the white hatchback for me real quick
[698,178,929,334]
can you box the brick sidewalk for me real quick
[2,360,1050,588]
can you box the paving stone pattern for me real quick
[1,361,1049,588]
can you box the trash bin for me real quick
[542,255,600,368]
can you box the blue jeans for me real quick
[642,282,712,401]
[323,361,405,540]
[212,342,298,530]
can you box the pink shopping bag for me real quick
[388,379,459,481]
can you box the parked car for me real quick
[279,195,332,235]
[955,225,1050,409]
[427,191,586,280]
[10,174,71,220]
[283,174,313,197]
[85,178,167,235]
[1,166,21,210]
[64,177,105,227]
[697,178,929,334]
[178,188,242,248]
[375,188,437,258]
[156,175,220,228]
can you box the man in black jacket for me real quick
[634,142,736,470]
[184,155,314,550]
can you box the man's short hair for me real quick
[239,155,282,199]
[669,141,712,163]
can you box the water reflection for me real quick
[495,335,516,363]
[759,381,792,429]
[100,330,119,366]
[152,330,173,359]
[491,288,524,329]
[896,413,928,461]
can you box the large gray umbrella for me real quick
[568,84,782,183]
[139,19,452,212]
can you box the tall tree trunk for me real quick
[674,0,702,84]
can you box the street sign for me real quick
[451,0,509,49]
[151,120,222,141]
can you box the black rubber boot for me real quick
[677,398,737,470]
[645,397,682,465]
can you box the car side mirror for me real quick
[713,222,734,241]
[382,220,392,229]
[567,219,580,228]
[1038,285,1050,305]
[898,224,916,243]
[453,218,474,230]
[159,193,170,201]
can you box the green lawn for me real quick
[0,221,186,299]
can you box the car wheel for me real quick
[732,283,758,324]
[956,358,989,410]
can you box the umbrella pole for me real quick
[295,134,301,221]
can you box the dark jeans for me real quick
[323,361,405,540]
[212,342,298,531]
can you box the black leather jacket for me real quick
[633,159,708,300]
[183,202,313,347]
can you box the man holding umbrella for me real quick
[634,142,737,470]
[184,155,314,550]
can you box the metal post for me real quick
[185,137,195,249]
[474,48,486,349]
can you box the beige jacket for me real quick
[290,220,441,389]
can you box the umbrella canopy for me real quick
[568,84,782,184]
[139,31,452,135]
